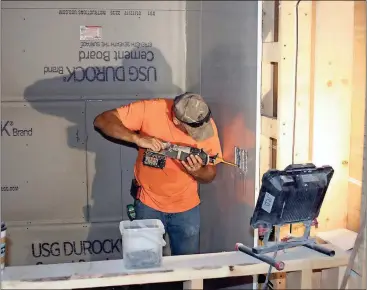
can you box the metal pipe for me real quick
[304,243,335,256]
[235,243,285,271]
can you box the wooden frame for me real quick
[1,245,348,289]
[260,0,366,288]
[260,0,313,187]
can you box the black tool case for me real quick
[250,163,334,229]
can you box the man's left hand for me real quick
[181,154,203,174]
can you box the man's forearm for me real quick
[190,166,216,183]
[94,110,139,144]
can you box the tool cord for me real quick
[291,0,301,166]
[289,0,301,238]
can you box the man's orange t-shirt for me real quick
[116,98,223,213]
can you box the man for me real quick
[93,93,223,255]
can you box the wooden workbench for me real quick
[1,244,349,289]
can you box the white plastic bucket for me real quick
[120,219,166,269]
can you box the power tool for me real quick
[126,142,239,221]
[142,142,237,169]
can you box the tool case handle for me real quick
[284,163,316,172]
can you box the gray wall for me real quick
[1,0,186,266]
[1,0,259,269]
[186,1,259,253]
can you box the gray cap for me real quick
[173,93,214,141]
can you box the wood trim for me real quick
[311,0,354,232]
[1,245,348,289]
[261,116,278,139]
[263,42,280,63]
[276,0,313,169]
[276,0,295,169]
[292,0,313,164]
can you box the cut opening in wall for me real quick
[271,62,278,118]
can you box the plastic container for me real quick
[119,219,166,269]
[1,222,6,271]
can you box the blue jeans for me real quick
[134,200,200,255]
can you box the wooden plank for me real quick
[261,116,278,139]
[347,0,366,233]
[348,4,366,287]
[1,245,348,289]
[262,0,277,43]
[300,269,313,289]
[311,0,354,232]
[263,42,280,63]
[276,0,313,168]
[276,0,296,169]
[183,279,203,289]
[261,1,278,118]
[312,270,322,289]
[361,0,367,270]
[292,0,313,164]
[340,2,367,286]
[272,272,286,289]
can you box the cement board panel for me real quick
[1,101,87,224]
[1,2,186,101]
[185,7,201,93]
[120,137,139,221]
[1,1,186,10]
[86,100,134,222]
[198,1,259,253]
[4,222,122,266]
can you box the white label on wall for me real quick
[80,26,102,41]
[261,192,275,213]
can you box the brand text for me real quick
[1,121,33,137]
[32,239,122,258]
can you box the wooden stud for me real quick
[183,279,203,290]
[261,116,278,139]
[260,1,279,181]
[276,0,296,169]
[312,270,322,289]
[311,0,354,231]
[292,0,313,164]
[276,0,313,168]
[348,4,366,288]
[347,0,366,233]
[262,0,277,43]
[272,272,286,289]
[276,0,313,169]
[263,43,280,63]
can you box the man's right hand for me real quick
[133,135,164,152]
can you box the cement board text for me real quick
[32,239,122,258]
